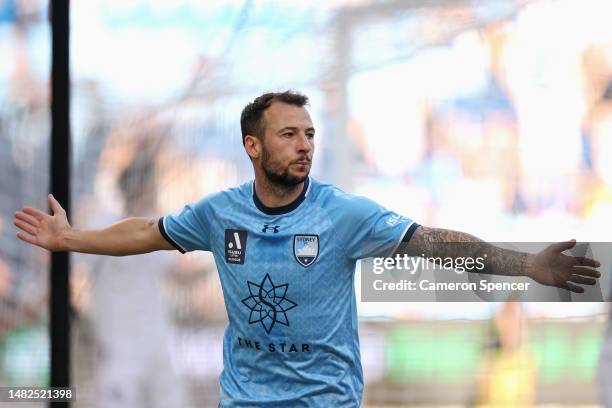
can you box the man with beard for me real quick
[14,91,601,407]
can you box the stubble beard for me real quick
[261,146,309,188]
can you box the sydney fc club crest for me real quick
[225,229,248,264]
[241,274,297,334]
[293,235,319,267]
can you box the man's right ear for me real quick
[244,135,261,160]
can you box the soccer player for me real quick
[14,91,600,407]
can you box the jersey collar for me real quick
[252,177,310,215]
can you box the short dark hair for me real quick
[240,91,309,145]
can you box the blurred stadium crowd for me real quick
[1,0,612,406]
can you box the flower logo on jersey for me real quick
[241,274,298,334]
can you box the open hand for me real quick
[527,240,601,293]
[14,194,71,252]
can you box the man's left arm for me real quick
[395,225,601,293]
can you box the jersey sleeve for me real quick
[158,198,212,253]
[341,195,418,261]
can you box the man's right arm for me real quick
[63,217,174,255]
[14,194,174,256]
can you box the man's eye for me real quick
[306,133,314,139]
[283,133,293,137]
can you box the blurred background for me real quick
[1,0,612,406]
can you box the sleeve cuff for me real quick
[158,217,186,254]
[402,222,420,243]
[387,221,419,258]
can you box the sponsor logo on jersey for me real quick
[225,229,248,264]
[241,273,297,334]
[386,213,406,227]
[262,224,280,233]
[293,234,319,267]
[236,336,311,353]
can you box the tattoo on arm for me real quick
[395,226,529,277]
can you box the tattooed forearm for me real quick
[395,226,531,277]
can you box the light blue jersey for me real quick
[159,178,417,407]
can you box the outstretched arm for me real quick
[396,226,601,293]
[14,194,174,256]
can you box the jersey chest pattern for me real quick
[159,178,413,406]
[208,203,345,338]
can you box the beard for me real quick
[261,146,310,188]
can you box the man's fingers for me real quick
[22,207,47,221]
[571,257,600,268]
[14,219,37,236]
[48,194,64,215]
[551,239,576,253]
[14,211,40,228]
[563,282,584,293]
[570,266,601,278]
[16,231,38,246]
[568,274,597,286]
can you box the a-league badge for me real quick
[293,235,319,267]
[225,229,248,264]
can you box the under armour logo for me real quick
[262,224,280,233]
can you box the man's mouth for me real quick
[293,159,311,165]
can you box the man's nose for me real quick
[296,132,312,153]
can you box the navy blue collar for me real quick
[253,177,310,215]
